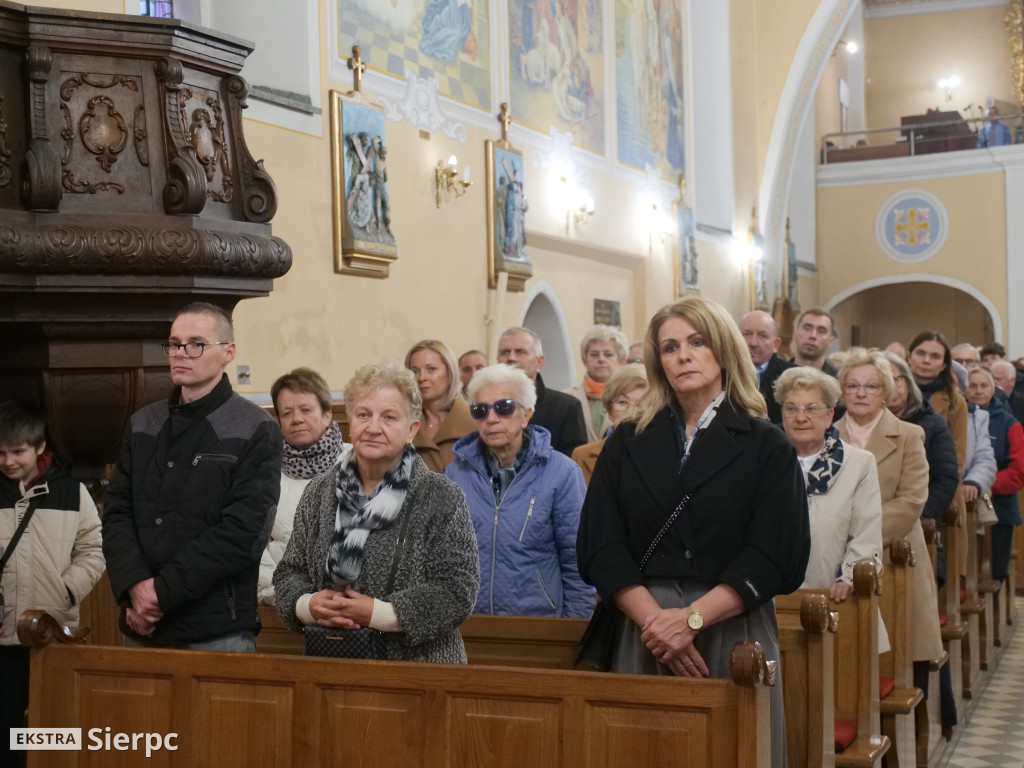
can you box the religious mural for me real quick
[614,0,685,178]
[337,0,491,110]
[507,0,606,156]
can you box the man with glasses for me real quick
[103,302,282,652]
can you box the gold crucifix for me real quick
[497,103,511,142]
[347,46,366,93]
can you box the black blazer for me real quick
[530,373,587,457]
[576,401,809,613]
[759,354,795,424]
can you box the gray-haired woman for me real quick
[273,362,480,663]
[775,366,884,604]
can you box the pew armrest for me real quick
[879,687,924,715]
[835,735,891,768]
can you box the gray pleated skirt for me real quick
[609,578,787,768]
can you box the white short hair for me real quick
[580,324,628,360]
[466,364,537,410]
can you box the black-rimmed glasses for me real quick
[160,341,231,358]
[469,399,519,420]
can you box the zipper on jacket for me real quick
[518,497,536,542]
[535,568,556,611]
[193,453,238,466]
[225,582,237,621]
[490,505,499,613]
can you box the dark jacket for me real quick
[529,372,587,457]
[981,397,1024,525]
[576,401,809,613]
[759,354,796,424]
[103,374,282,645]
[901,401,959,525]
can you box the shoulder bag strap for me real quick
[639,492,692,572]
[0,502,37,575]
[383,507,415,595]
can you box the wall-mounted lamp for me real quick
[832,39,858,57]
[435,154,471,208]
[937,75,961,102]
[644,202,675,253]
[562,177,595,233]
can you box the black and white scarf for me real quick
[282,420,345,480]
[805,425,844,496]
[325,445,415,588]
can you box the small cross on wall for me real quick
[347,46,366,93]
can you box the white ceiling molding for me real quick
[864,0,1009,19]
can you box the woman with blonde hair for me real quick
[405,339,477,472]
[577,295,809,768]
[571,363,648,484]
[835,347,943,700]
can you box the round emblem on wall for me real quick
[875,189,948,263]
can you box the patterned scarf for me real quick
[325,445,415,588]
[805,425,845,495]
[281,420,345,480]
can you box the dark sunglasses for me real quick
[469,399,519,420]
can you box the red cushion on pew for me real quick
[834,718,858,752]
[960,588,966,602]
[939,611,947,627]
[879,675,895,700]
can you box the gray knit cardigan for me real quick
[272,455,480,663]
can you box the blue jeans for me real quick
[123,629,255,652]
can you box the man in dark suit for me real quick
[740,310,794,424]
[497,326,587,457]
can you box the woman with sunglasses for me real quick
[445,364,594,617]
[576,296,809,768]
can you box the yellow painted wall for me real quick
[816,170,1007,340]
[32,0,822,392]
[865,6,1017,131]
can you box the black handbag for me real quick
[303,508,412,660]
[574,492,692,672]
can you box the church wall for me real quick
[864,5,1017,133]
[33,0,826,393]
[816,168,1007,341]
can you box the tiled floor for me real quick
[946,597,1024,768]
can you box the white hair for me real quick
[580,324,629,360]
[500,326,543,357]
[466,364,537,410]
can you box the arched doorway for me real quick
[520,280,575,391]
[828,281,998,350]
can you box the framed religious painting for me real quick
[674,204,698,297]
[485,138,532,292]
[330,89,397,278]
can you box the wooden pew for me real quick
[958,500,984,698]
[918,518,956,768]
[774,592,836,768]
[19,611,775,768]
[778,564,889,768]
[878,538,924,768]
[976,507,999,666]
[938,505,968,714]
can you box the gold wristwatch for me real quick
[685,605,705,631]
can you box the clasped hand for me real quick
[127,578,162,635]
[309,586,374,629]
[640,608,709,678]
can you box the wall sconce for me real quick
[644,202,675,253]
[562,177,595,233]
[831,39,858,57]
[938,75,961,102]
[435,154,471,208]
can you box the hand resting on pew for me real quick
[308,586,373,629]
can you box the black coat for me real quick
[576,401,809,613]
[902,401,958,525]
[759,354,796,424]
[529,372,587,457]
[103,374,283,644]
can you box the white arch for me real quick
[519,279,576,391]
[758,0,858,295]
[824,275,1004,344]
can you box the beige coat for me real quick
[837,410,944,662]
[1,481,105,645]
[571,438,604,486]
[413,397,478,473]
[565,379,607,443]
